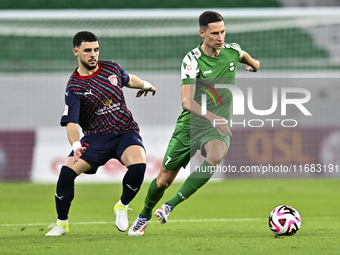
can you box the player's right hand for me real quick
[136,85,157,97]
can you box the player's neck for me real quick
[77,65,99,76]
[201,44,221,57]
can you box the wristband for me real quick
[142,81,152,90]
[72,141,82,152]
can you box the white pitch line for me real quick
[0,218,263,227]
[168,218,263,222]
[0,216,337,227]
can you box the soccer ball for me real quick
[268,205,301,236]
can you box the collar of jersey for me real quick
[73,62,102,80]
[198,44,223,59]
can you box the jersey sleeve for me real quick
[228,43,242,59]
[181,52,199,85]
[116,62,130,87]
[60,88,81,127]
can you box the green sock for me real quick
[140,178,165,219]
[165,160,214,209]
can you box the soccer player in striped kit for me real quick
[46,31,156,236]
[129,11,259,236]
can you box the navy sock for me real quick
[120,163,146,205]
[55,166,77,220]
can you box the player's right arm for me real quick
[61,86,86,163]
[126,74,156,97]
[66,123,86,164]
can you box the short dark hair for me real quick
[73,31,98,48]
[199,11,223,30]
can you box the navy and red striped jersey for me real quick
[60,61,139,135]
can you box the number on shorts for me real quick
[165,156,171,165]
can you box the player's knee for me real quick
[205,154,223,166]
[156,166,178,189]
[156,178,173,189]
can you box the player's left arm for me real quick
[239,50,260,72]
[125,74,156,97]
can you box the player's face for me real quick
[74,41,99,70]
[200,21,225,51]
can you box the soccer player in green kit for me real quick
[129,11,260,236]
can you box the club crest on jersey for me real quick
[108,75,118,86]
[103,98,112,106]
[229,62,235,72]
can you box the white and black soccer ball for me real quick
[269,205,301,236]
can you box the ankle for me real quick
[57,219,68,224]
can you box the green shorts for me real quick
[161,125,230,170]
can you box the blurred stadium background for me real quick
[1,0,340,182]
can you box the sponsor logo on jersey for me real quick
[96,102,121,115]
[103,98,113,106]
[84,89,93,96]
[185,64,193,75]
[108,75,118,86]
[193,48,201,57]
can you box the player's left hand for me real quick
[245,59,260,72]
[136,86,157,97]
[213,118,232,137]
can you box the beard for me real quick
[80,58,98,70]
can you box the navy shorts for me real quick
[68,131,145,174]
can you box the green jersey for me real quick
[177,43,242,129]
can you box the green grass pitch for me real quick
[0,179,339,255]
